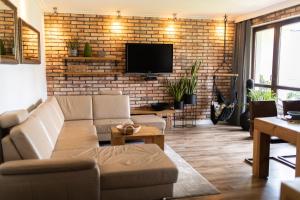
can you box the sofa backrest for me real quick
[10,116,54,159]
[56,96,93,121]
[93,95,130,119]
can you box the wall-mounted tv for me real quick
[126,43,173,74]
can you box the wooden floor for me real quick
[165,124,296,200]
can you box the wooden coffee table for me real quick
[111,126,165,150]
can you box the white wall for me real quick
[0,0,46,114]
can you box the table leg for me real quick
[253,128,270,178]
[111,137,125,146]
[296,136,300,177]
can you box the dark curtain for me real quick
[229,20,252,125]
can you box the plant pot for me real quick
[69,49,78,57]
[174,101,184,110]
[184,94,196,105]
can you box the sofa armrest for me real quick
[0,158,100,200]
[0,158,96,175]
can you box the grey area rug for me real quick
[164,145,220,199]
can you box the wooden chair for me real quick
[249,101,277,137]
[282,100,300,115]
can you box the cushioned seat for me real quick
[64,120,93,126]
[76,144,178,189]
[94,119,133,141]
[131,115,166,132]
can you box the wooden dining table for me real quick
[253,117,300,178]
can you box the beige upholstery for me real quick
[1,136,22,162]
[280,178,300,200]
[100,90,122,95]
[77,144,178,189]
[56,96,93,121]
[10,116,54,159]
[0,109,29,129]
[64,120,93,126]
[27,98,43,113]
[131,115,166,132]
[0,159,100,200]
[93,95,130,119]
[94,118,133,141]
[46,97,65,124]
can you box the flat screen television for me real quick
[126,43,173,74]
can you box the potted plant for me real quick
[183,60,201,104]
[0,39,6,55]
[66,39,79,57]
[167,78,186,109]
[84,42,92,57]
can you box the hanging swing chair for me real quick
[210,14,239,125]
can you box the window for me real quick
[252,18,300,101]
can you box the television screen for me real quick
[126,43,173,74]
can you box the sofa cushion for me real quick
[94,118,133,141]
[54,124,98,151]
[131,115,166,132]
[0,109,29,129]
[76,144,178,189]
[93,95,130,119]
[47,96,65,123]
[2,135,22,162]
[10,117,54,159]
[56,96,93,121]
[31,102,63,146]
[64,120,93,127]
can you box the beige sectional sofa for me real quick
[0,95,177,200]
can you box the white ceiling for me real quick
[42,0,299,21]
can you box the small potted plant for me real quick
[0,39,6,55]
[183,60,201,104]
[167,78,186,109]
[84,42,92,57]
[66,39,79,57]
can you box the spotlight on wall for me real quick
[166,13,177,35]
[111,10,122,33]
[216,14,227,36]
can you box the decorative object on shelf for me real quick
[99,50,106,57]
[84,42,92,57]
[183,59,201,105]
[66,39,79,57]
[116,124,141,135]
[166,78,186,110]
[0,39,5,55]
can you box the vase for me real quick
[184,94,196,105]
[69,49,78,57]
[174,101,184,110]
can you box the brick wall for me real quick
[45,13,235,119]
[252,5,300,25]
[0,9,14,54]
[21,24,39,59]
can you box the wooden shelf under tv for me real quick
[62,71,123,76]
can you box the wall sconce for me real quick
[111,10,122,33]
[53,7,58,16]
[166,13,177,35]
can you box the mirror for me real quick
[19,18,40,64]
[0,0,18,64]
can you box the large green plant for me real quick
[184,60,201,95]
[248,89,277,101]
[167,78,186,102]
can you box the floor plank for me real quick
[165,124,296,200]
